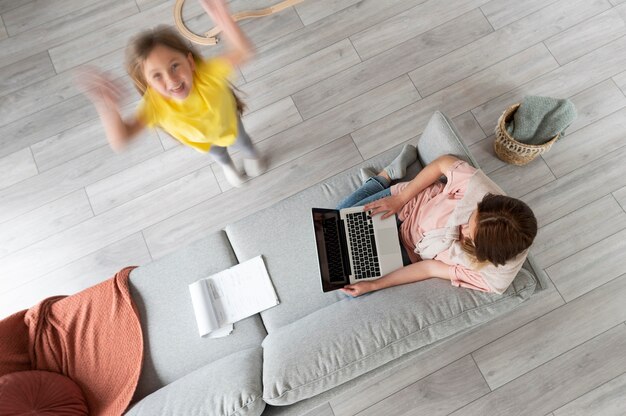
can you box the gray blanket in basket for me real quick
[506,96,577,145]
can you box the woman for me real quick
[337,145,537,297]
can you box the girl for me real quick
[337,145,537,297]
[77,0,265,187]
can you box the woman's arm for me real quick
[75,69,145,152]
[340,260,450,297]
[365,154,461,219]
[200,0,254,66]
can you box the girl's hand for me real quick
[365,195,406,219]
[199,0,230,24]
[340,281,377,297]
[74,67,124,112]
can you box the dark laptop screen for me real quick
[312,208,350,292]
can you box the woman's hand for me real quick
[365,195,406,219]
[340,281,377,297]
[74,68,123,112]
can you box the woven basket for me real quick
[493,103,559,166]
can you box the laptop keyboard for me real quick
[345,211,380,279]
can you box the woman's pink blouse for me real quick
[391,160,492,292]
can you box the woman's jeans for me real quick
[336,175,412,266]
[336,176,392,209]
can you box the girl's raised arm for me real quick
[199,0,254,66]
[75,68,145,152]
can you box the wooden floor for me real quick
[2,0,626,414]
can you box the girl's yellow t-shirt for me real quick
[136,58,238,152]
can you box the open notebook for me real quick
[188,255,279,337]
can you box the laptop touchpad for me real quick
[377,228,400,255]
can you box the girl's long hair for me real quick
[125,25,244,114]
[461,193,537,267]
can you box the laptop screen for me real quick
[312,208,350,292]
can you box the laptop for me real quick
[311,206,404,292]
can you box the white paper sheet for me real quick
[188,256,279,337]
[189,279,220,336]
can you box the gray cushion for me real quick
[225,146,423,333]
[416,111,480,167]
[262,269,536,406]
[129,231,267,401]
[126,347,265,416]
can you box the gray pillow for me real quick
[126,347,265,416]
[262,270,535,405]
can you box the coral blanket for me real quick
[0,267,143,415]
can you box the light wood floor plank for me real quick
[530,195,626,270]
[614,186,626,209]
[46,2,173,73]
[0,133,161,224]
[472,274,626,389]
[542,107,626,177]
[547,230,626,302]
[2,0,103,36]
[142,136,363,259]
[521,143,626,227]
[0,51,55,98]
[468,135,506,174]
[0,47,128,128]
[452,112,487,147]
[235,7,304,50]
[240,0,427,81]
[30,119,113,172]
[0,0,138,69]
[354,356,489,416]
[302,402,335,416]
[242,97,303,144]
[135,0,168,12]
[480,0,560,30]
[350,0,491,61]
[487,156,555,198]
[293,9,492,120]
[0,189,93,259]
[85,145,212,214]
[472,35,626,133]
[565,78,626,134]
[552,371,626,416]
[611,68,626,94]
[243,38,361,114]
[410,0,611,98]
[1,94,98,158]
[0,233,152,319]
[353,43,558,160]
[330,285,565,416]
[294,0,361,26]
[0,148,38,191]
[0,165,220,293]
[544,7,626,65]
[452,324,626,416]
[0,15,6,41]
[0,0,31,15]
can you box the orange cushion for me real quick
[0,371,88,415]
